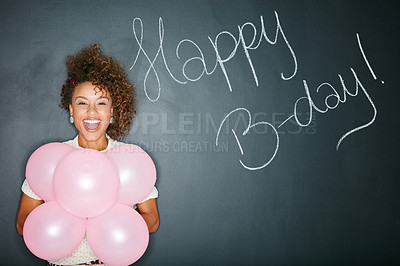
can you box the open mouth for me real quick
[83,119,101,131]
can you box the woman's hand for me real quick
[136,199,159,233]
[16,194,44,235]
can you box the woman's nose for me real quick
[87,104,97,115]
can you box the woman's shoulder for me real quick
[63,135,79,149]
[63,139,76,147]
[106,137,126,150]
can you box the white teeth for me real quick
[83,120,101,124]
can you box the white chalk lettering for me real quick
[129,14,378,171]
[130,12,297,95]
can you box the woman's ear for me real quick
[69,104,73,117]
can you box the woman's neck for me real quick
[77,134,108,151]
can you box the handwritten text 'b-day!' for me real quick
[129,11,379,171]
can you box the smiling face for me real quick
[69,81,113,150]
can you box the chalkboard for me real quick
[2,0,399,265]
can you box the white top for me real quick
[21,135,158,265]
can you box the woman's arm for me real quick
[16,193,44,235]
[136,198,159,233]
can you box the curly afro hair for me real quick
[60,44,135,140]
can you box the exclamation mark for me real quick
[357,33,384,84]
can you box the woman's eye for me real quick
[78,102,87,105]
[98,102,107,105]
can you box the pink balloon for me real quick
[53,149,119,218]
[26,143,75,201]
[86,203,149,266]
[23,201,86,261]
[106,144,156,205]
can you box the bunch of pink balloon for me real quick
[23,143,156,266]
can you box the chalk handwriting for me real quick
[130,18,187,101]
[216,34,378,170]
[130,13,379,170]
[216,108,279,170]
[130,12,297,97]
[356,33,384,85]
[277,34,377,151]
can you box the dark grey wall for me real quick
[2,0,399,265]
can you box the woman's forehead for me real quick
[73,82,110,98]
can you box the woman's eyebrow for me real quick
[74,96,110,101]
[74,96,88,101]
[98,96,110,101]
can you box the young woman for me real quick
[16,45,159,265]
